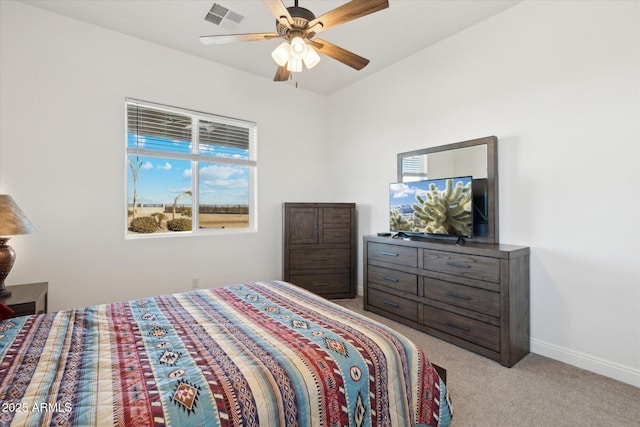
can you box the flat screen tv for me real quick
[389,176,473,238]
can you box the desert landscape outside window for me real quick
[126,99,257,237]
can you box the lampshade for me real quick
[0,195,36,236]
[287,58,303,73]
[271,42,291,67]
[290,36,307,60]
[303,46,321,70]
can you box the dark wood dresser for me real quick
[283,203,356,299]
[3,282,48,318]
[364,235,529,367]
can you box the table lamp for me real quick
[0,195,36,298]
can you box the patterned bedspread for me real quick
[0,281,452,426]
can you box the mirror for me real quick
[397,136,498,244]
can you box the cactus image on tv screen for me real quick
[389,176,473,237]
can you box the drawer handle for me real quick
[446,261,470,269]
[381,251,399,257]
[312,258,329,262]
[312,282,329,287]
[383,300,400,308]
[383,276,399,283]
[446,291,471,301]
[446,321,471,332]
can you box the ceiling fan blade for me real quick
[308,0,388,33]
[200,33,281,45]
[274,65,291,82]
[309,39,369,70]
[264,0,294,27]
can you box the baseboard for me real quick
[531,338,640,388]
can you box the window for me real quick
[126,98,257,236]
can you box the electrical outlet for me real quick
[192,277,200,289]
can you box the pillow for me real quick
[0,301,14,321]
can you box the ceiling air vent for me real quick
[205,3,245,30]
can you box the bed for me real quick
[0,280,452,426]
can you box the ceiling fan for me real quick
[200,0,389,81]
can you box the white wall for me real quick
[327,1,639,387]
[0,1,331,310]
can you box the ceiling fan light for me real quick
[290,36,306,60]
[287,58,303,73]
[271,42,291,67]
[303,46,321,69]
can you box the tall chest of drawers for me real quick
[364,235,530,367]
[284,203,356,299]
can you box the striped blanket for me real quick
[0,281,452,426]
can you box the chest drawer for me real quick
[423,249,500,283]
[290,248,351,270]
[368,243,418,268]
[423,277,499,317]
[424,305,500,352]
[368,289,418,322]
[289,273,351,295]
[323,208,351,225]
[368,265,418,295]
[322,227,351,244]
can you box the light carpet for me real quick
[334,297,640,426]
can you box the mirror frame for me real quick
[397,136,498,244]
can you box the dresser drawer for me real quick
[424,306,500,352]
[323,227,351,244]
[368,242,418,268]
[323,208,351,225]
[368,265,417,295]
[368,289,418,322]
[290,248,351,270]
[423,249,500,283]
[290,273,351,295]
[424,277,499,317]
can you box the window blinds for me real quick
[126,99,256,161]
[402,156,427,178]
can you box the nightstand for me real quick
[2,282,48,318]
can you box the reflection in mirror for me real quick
[401,145,487,182]
[397,136,498,244]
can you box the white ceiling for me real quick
[20,0,521,95]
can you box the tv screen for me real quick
[389,176,473,238]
